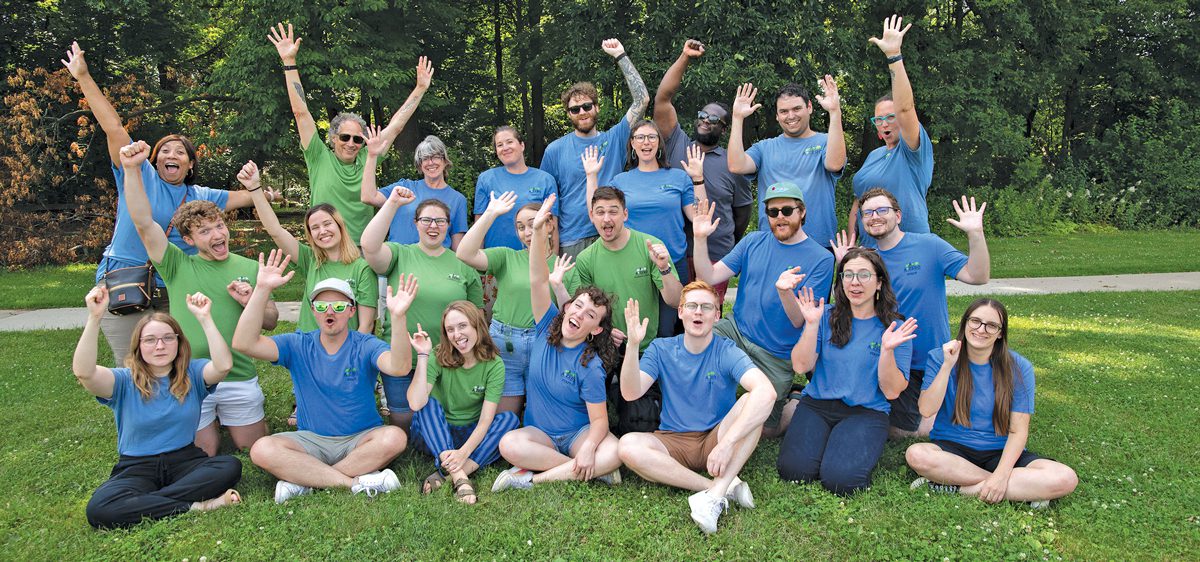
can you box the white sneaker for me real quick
[596,468,622,486]
[274,480,312,504]
[491,467,534,492]
[726,477,755,509]
[1029,500,1051,510]
[352,469,400,497]
[688,490,728,534]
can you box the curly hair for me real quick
[546,286,619,373]
[561,82,599,108]
[171,200,225,238]
[327,112,367,145]
[435,301,499,369]
[829,247,904,347]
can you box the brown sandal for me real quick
[422,470,446,495]
[452,478,477,504]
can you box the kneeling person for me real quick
[233,252,416,503]
[617,281,777,534]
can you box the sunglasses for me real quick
[337,134,365,145]
[312,301,353,313]
[567,102,596,114]
[697,110,727,126]
[766,206,799,218]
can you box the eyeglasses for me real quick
[567,102,595,114]
[680,302,717,313]
[139,334,179,346]
[697,110,726,126]
[840,270,876,282]
[313,301,353,313]
[632,134,659,143]
[967,317,1002,334]
[869,113,897,126]
[416,217,449,227]
[766,206,799,218]
[337,134,365,145]
[860,207,895,218]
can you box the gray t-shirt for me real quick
[664,123,749,261]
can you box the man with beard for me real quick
[693,183,834,438]
[540,39,649,259]
[653,39,752,301]
[726,81,847,250]
[838,188,990,439]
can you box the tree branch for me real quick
[54,94,237,124]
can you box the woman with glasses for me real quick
[905,299,1078,507]
[75,286,242,529]
[777,247,917,494]
[850,14,935,243]
[362,193,483,432]
[361,131,468,250]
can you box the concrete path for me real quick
[2,272,1198,332]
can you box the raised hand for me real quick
[532,193,556,230]
[681,144,705,181]
[646,240,671,271]
[549,254,575,287]
[815,74,841,114]
[795,286,825,325]
[410,323,432,355]
[692,199,720,239]
[601,38,626,59]
[119,141,152,168]
[268,23,301,64]
[580,145,604,177]
[682,39,705,58]
[623,298,649,345]
[415,55,434,90]
[84,285,109,319]
[732,83,761,120]
[186,292,213,321]
[365,125,390,158]
[830,229,857,264]
[484,191,518,218]
[386,274,419,318]
[775,266,806,292]
[225,280,252,307]
[942,339,962,363]
[868,14,912,57]
[255,249,295,291]
[385,185,416,208]
[61,41,88,80]
[882,317,919,351]
[947,195,987,235]
[236,160,261,191]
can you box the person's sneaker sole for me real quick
[910,477,930,490]
[1029,500,1051,510]
[491,468,533,492]
[727,479,755,509]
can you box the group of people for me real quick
[65,14,1077,534]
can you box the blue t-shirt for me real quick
[924,349,1035,450]
[720,232,834,358]
[878,233,968,370]
[473,166,558,250]
[98,160,230,287]
[272,330,389,437]
[663,124,749,261]
[379,178,469,247]
[539,119,633,245]
[641,334,756,432]
[802,306,912,413]
[852,124,934,242]
[611,168,695,262]
[522,304,608,437]
[98,359,213,456]
[746,133,844,247]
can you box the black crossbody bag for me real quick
[104,191,185,315]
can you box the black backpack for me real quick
[608,371,662,436]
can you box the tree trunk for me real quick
[527,0,546,165]
[494,0,506,124]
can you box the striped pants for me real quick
[411,397,519,470]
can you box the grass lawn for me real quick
[1,291,1196,560]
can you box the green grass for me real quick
[2,292,1197,560]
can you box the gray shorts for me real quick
[277,427,377,465]
[714,317,797,429]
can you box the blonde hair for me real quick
[304,204,360,268]
[125,313,192,402]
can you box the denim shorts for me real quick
[548,424,591,456]
[489,318,537,397]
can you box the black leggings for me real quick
[86,444,241,529]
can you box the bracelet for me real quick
[616,53,628,63]
[658,266,672,275]
[885,54,903,65]
[417,353,429,358]
[691,178,704,185]
[247,187,261,193]
[282,64,298,71]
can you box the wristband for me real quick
[885,54,903,65]
[247,187,262,193]
[658,265,672,275]
[691,178,704,185]
[282,64,298,71]
[616,53,628,63]
[417,353,429,358]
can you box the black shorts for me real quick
[888,369,925,431]
[932,440,1044,472]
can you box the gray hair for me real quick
[414,135,452,169]
[327,112,368,144]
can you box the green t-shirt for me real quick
[295,244,380,333]
[428,357,505,426]
[482,247,576,329]
[381,243,483,346]
[571,229,676,352]
[154,244,259,382]
[303,132,372,244]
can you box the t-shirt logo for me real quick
[867,341,881,354]
[235,276,250,283]
[447,273,463,282]
[705,370,718,381]
[343,367,357,378]
[528,186,543,196]
[656,184,671,192]
[803,145,823,155]
[633,266,649,278]
[561,369,578,382]
[471,385,486,394]
[904,261,922,273]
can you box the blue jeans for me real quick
[777,396,889,495]
[489,318,537,397]
[381,374,413,414]
[411,397,520,470]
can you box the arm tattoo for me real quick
[399,98,417,116]
[292,81,305,100]
[618,57,650,124]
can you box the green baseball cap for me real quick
[763,182,804,204]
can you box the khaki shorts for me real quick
[653,429,721,472]
[714,317,797,428]
[277,427,377,465]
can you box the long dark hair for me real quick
[830,248,903,347]
[547,286,619,372]
[951,298,1019,435]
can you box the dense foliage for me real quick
[2,0,1197,266]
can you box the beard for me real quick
[694,129,721,146]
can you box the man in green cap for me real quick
[692,182,834,438]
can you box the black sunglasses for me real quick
[567,102,596,115]
[337,133,365,145]
[697,110,727,126]
[766,206,799,218]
